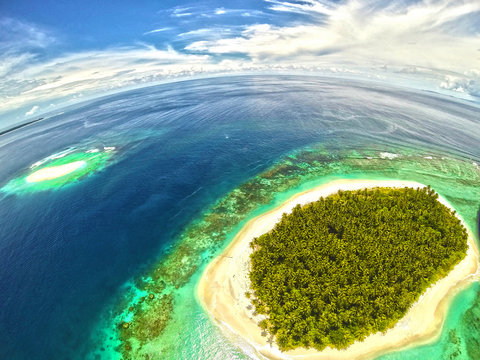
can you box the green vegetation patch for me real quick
[249,186,468,351]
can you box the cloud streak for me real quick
[25,105,39,116]
[143,27,173,35]
[265,0,336,16]
[0,17,56,52]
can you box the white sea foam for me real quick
[30,159,47,169]
[379,152,399,159]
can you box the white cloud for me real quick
[240,10,266,18]
[170,7,195,18]
[186,0,480,72]
[173,12,192,17]
[25,105,39,116]
[177,27,238,40]
[265,0,336,16]
[440,71,480,97]
[0,18,57,82]
[0,17,56,52]
[1,0,480,119]
[0,52,37,78]
[186,23,339,58]
[143,27,173,35]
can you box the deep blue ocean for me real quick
[0,75,479,360]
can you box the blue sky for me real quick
[1,0,479,125]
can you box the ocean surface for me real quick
[0,75,479,360]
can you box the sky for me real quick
[1,0,479,126]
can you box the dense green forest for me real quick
[248,186,468,351]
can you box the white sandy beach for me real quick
[26,160,87,182]
[197,179,479,360]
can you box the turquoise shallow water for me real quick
[92,146,480,360]
[87,77,480,360]
[0,75,479,360]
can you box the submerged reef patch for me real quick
[461,285,480,359]
[1,146,116,194]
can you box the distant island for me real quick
[248,186,467,351]
[0,117,44,136]
[198,180,479,360]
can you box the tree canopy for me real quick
[248,186,468,351]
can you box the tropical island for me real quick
[249,186,467,351]
[198,180,479,360]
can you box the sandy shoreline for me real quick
[197,179,479,360]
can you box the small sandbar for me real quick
[26,160,87,182]
[197,179,479,360]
